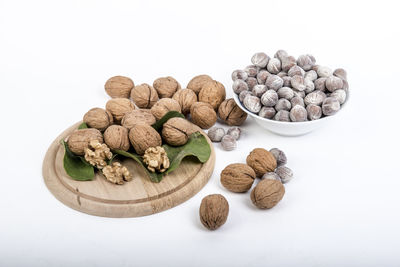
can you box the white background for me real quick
[1,0,400,266]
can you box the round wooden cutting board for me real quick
[43,122,215,218]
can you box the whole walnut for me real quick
[103,125,130,151]
[130,83,159,108]
[104,75,134,98]
[153,76,181,98]
[250,179,285,209]
[83,108,113,131]
[172,89,198,115]
[217,98,247,126]
[199,194,229,230]
[67,128,103,156]
[162,117,196,146]
[190,102,217,129]
[121,109,156,129]
[151,98,182,120]
[198,80,226,110]
[105,98,135,123]
[246,148,277,177]
[186,74,213,95]
[220,163,256,193]
[129,124,162,155]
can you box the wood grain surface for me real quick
[42,122,215,218]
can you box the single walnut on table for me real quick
[218,98,247,126]
[83,108,113,131]
[250,179,285,209]
[199,194,229,230]
[104,75,134,99]
[130,83,159,108]
[67,128,103,156]
[153,76,181,98]
[220,163,256,193]
[162,117,196,146]
[142,146,170,173]
[246,148,277,177]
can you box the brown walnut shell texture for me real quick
[162,117,196,146]
[199,194,229,230]
[121,109,156,129]
[218,98,248,126]
[104,76,134,98]
[130,83,159,108]
[186,74,213,95]
[153,76,181,98]
[198,80,226,110]
[105,98,135,123]
[151,98,182,120]
[172,89,198,115]
[220,163,256,193]
[103,125,130,151]
[246,148,277,177]
[83,108,113,131]
[67,128,103,156]
[129,124,162,155]
[250,179,285,209]
[190,102,217,129]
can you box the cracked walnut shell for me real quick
[250,179,285,209]
[162,117,196,146]
[186,74,213,95]
[151,98,181,120]
[103,125,130,151]
[67,128,103,156]
[172,89,197,115]
[218,98,247,126]
[129,124,162,155]
[246,148,277,177]
[143,146,170,173]
[199,194,229,230]
[83,108,113,131]
[153,76,181,98]
[198,80,226,110]
[130,83,159,108]
[105,98,135,123]
[190,102,217,129]
[220,163,256,193]
[121,109,156,129]
[104,75,134,98]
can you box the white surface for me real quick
[1,0,400,266]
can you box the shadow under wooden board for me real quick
[43,122,216,218]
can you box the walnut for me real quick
[246,148,277,177]
[121,109,156,129]
[128,124,162,155]
[199,194,229,230]
[150,98,181,120]
[172,89,197,115]
[67,128,103,156]
[83,108,113,131]
[250,179,285,209]
[102,162,132,185]
[104,76,134,98]
[142,146,170,173]
[220,163,256,193]
[217,98,247,126]
[198,80,226,110]
[153,76,181,98]
[105,98,135,123]
[162,117,196,146]
[103,125,130,151]
[84,139,113,169]
[190,102,217,129]
[130,83,159,108]
[186,74,213,95]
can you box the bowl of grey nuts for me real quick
[232,50,349,136]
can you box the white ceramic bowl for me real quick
[233,93,348,136]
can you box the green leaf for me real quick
[62,141,95,181]
[78,122,88,129]
[163,132,211,175]
[113,150,163,183]
[151,111,184,132]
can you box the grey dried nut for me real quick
[274,110,290,122]
[207,127,225,142]
[290,75,306,91]
[333,68,347,81]
[172,89,198,115]
[282,76,292,87]
[250,179,285,209]
[296,54,315,71]
[277,87,294,100]
[291,96,305,108]
[262,172,281,181]
[227,127,241,140]
[186,74,213,95]
[83,108,113,131]
[251,52,270,68]
[121,109,156,129]
[290,105,307,122]
[306,104,322,120]
[342,80,349,92]
[267,58,282,74]
[274,50,288,61]
[244,65,258,77]
[265,75,283,91]
[190,102,217,129]
[304,91,326,106]
[281,56,297,72]
[293,89,305,98]
[218,98,247,126]
[316,66,333,78]
[314,77,327,91]
[305,70,318,81]
[199,194,229,230]
[261,90,278,107]
[275,98,291,112]
[277,71,287,78]
[153,76,181,98]
[129,124,162,155]
[220,163,256,193]
[252,84,267,97]
[269,148,287,166]
[162,117,195,146]
[288,65,305,77]
[103,125,130,151]
[258,107,276,119]
[232,70,248,81]
[150,98,181,120]
[275,166,293,183]
[105,98,136,123]
[104,76,134,98]
[257,70,271,84]
[322,97,341,116]
[232,79,249,94]
[239,90,253,102]
[131,83,159,109]
[304,78,315,94]
[243,95,262,113]
[246,77,258,90]
[325,76,344,92]
[221,135,237,151]
[67,128,103,156]
[330,89,347,104]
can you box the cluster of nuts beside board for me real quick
[233,50,349,122]
[199,147,292,230]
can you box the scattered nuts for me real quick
[130,83,159,108]
[83,108,113,131]
[187,74,213,95]
[105,98,135,123]
[153,76,181,98]
[269,148,287,166]
[103,125,130,151]
[104,76,134,98]
[218,98,247,126]
[190,102,217,129]
[128,124,162,155]
[246,148,277,177]
[221,135,236,151]
[207,127,225,142]
[198,80,226,110]
[172,89,197,115]
[227,127,241,140]
[275,166,293,183]
[250,179,285,209]
[199,194,229,230]
[151,98,181,120]
[121,109,156,129]
[220,163,256,193]
[162,117,195,146]
[67,128,103,156]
